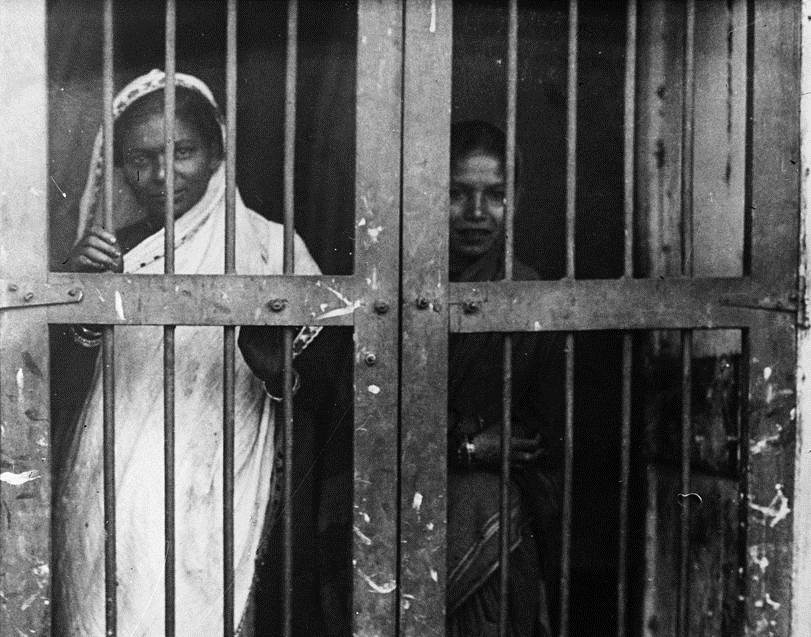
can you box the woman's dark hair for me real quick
[450,119,522,184]
[114,86,224,165]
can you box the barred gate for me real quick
[0,1,803,636]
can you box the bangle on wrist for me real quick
[70,324,103,348]
[263,369,301,403]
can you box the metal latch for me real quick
[719,291,798,314]
[0,280,83,311]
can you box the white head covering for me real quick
[76,69,223,240]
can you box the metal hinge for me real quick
[719,286,803,324]
[0,280,83,311]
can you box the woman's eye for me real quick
[449,188,464,202]
[175,147,194,160]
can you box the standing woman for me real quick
[54,70,321,635]
[446,120,563,637]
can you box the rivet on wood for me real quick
[267,299,287,312]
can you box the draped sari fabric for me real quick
[53,71,321,636]
[448,242,561,637]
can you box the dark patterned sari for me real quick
[448,243,562,637]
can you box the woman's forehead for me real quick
[121,112,202,148]
[451,152,505,182]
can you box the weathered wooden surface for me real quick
[351,2,403,635]
[0,1,52,635]
[399,1,452,635]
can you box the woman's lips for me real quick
[150,189,186,202]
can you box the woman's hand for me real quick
[238,326,285,384]
[64,225,123,273]
[454,421,547,467]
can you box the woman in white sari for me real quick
[55,69,320,635]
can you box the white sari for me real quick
[54,70,321,636]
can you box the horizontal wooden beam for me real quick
[44,273,364,326]
[449,277,795,332]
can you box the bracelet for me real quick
[264,369,301,403]
[70,324,103,348]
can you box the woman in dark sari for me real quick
[446,120,562,637]
[239,120,562,637]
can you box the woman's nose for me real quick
[465,191,486,219]
[154,156,167,183]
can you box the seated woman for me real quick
[53,69,322,636]
[445,119,562,637]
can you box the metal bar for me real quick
[223,1,237,634]
[617,3,637,632]
[504,0,517,283]
[499,2,518,635]
[103,0,114,234]
[399,1,449,635]
[102,2,117,634]
[559,332,575,637]
[163,325,176,635]
[624,0,637,279]
[284,0,297,275]
[225,0,237,276]
[681,0,695,279]
[103,328,117,636]
[282,327,295,637]
[165,0,176,274]
[45,273,361,325]
[561,5,577,629]
[222,326,235,637]
[282,2,298,635]
[566,0,578,279]
[676,6,695,635]
[164,3,177,634]
[44,274,792,330]
[448,277,787,333]
[499,337,513,637]
[617,333,632,635]
[677,330,692,637]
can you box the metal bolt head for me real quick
[463,300,480,315]
[373,300,390,315]
[416,297,429,310]
[364,353,377,366]
[68,287,81,298]
[267,298,287,312]
[23,292,34,302]
[7,284,18,292]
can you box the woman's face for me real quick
[449,151,506,259]
[120,111,220,220]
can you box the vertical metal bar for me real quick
[223,1,237,635]
[559,333,575,637]
[623,0,637,280]
[282,2,298,636]
[677,330,692,637]
[617,2,636,634]
[560,3,578,636]
[222,328,235,637]
[566,0,578,280]
[102,1,117,635]
[681,0,695,279]
[499,1,518,636]
[163,3,177,634]
[676,5,695,636]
